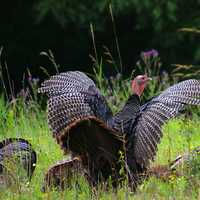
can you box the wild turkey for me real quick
[41,157,85,192]
[38,71,200,189]
[0,138,37,187]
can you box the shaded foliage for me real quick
[0,0,200,94]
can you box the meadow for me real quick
[0,77,200,200]
[0,49,200,199]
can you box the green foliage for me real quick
[35,0,111,29]
[35,0,198,32]
[172,64,200,80]
[0,48,200,198]
[34,0,200,67]
[34,0,200,65]
[1,0,200,87]
[0,96,200,199]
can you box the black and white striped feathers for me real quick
[38,71,112,138]
[132,79,200,168]
[39,71,200,186]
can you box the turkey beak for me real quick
[146,77,152,81]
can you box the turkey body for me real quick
[0,138,37,187]
[39,71,200,189]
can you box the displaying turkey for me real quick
[38,71,200,189]
[0,138,37,187]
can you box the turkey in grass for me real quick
[0,138,37,187]
[38,71,200,189]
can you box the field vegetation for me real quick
[0,50,200,199]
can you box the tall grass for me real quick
[0,54,200,199]
[0,94,200,199]
[0,26,200,197]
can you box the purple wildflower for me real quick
[28,75,32,82]
[142,49,159,58]
[28,76,39,84]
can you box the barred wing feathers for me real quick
[38,71,96,96]
[133,79,200,168]
[39,72,123,184]
[38,71,112,138]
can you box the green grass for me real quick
[0,96,200,200]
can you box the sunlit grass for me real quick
[155,118,200,165]
[0,95,200,199]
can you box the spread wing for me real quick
[132,79,200,168]
[39,71,124,183]
[38,71,112,138]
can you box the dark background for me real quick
[0,0,200,93]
